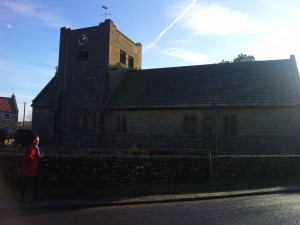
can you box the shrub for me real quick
[146,148,174,155]
[128,145,146,155]
[14,129,33,146]
[0,129,7,143]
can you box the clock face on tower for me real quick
[78,34,88,45]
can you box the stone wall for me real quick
[32,20,143,148]
[212,156,300,179]
[0,112,18,134]
[219,107,300,155]
[1,154,299,188]
[110,109,209,149]
[0,154,209,187]
[109,20,142,70]
[109,107,300,155]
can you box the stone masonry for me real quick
[109,107,300,155]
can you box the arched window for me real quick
[70,107,88,131]
[223,114,237,135]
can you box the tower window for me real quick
[120,50,126,65]
[128,56,134,69]
[78,49,89,61]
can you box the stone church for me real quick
[32,19,300,155]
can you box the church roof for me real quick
[109,56,300,109]
[0,95,18,113]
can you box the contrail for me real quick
[143,0,198,53]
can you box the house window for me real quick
[182,114,196,134]
[4,127,9,133]
[223,114,237,135]
[128,56,134,69]
[116,114,127,133]
[120,50,126,65]
[3,113,10,120]
[78,49,89,61]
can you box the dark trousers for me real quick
[20,175,39,199]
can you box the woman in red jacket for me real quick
[20,135,44,202]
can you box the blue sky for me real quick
[1,0,300,121]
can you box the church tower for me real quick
[32,19,142,147]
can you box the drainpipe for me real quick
[215,107,218,157]
[108,109,111,151]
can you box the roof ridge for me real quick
[138,57,292,72]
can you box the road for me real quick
[1,193,299,225]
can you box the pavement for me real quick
[1,183,300,211]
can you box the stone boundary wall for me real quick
[0,154,299,187]
[0,155,209,187]
[212,155,300,179]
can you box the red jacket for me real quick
[21,144,40,177]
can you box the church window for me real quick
[95,111,102,129]
[78,49,89,61]
[71,108,88,131]
[128,56,134,69]
[204,118,212,136]
[116,114,127,133]
[182,114,196,134]
[98,95,104,104]
[223,114,237,135]
[49,112,55,126]
[120,50,126,65]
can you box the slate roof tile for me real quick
[109,58,300,109]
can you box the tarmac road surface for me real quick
[1,193,299,225]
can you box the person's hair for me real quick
[27,134,39,146]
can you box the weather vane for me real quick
[101,5,111,20]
